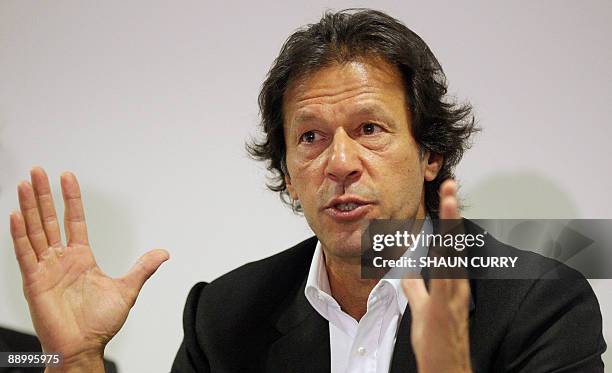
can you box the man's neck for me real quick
[323,252,378,322]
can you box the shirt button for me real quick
[357,347,367,356]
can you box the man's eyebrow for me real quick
[292,111,321,126]
[290,104,397,130]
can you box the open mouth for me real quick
[335,202,362,212]
[325,197,372,221]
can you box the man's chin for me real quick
[320,230,364,260]
[310,212,372,258]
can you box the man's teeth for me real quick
[336,202,360,211]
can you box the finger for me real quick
[429,278,453,300]
[431,277,471,303]
[438,179,460,239]
[60,172,89,246]
[17,181,49,258]
[439,178,458,200]
[440,279,471,311]
[439,180,460,220]
[440,196,460,220]
[454,278,471,301]
[9,211,39,276]
[438,180,470,281]
[120,249,170,305]
[401,276,428,311]
[30,167,62,247]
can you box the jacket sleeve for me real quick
[494,277,607,372]
[171,282,211,373]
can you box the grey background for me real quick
[1,0,610,371]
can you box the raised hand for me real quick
[401,179,472,373]
[9,167,169,372]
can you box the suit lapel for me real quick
[266,276,331,373]
[389,305,418,373]
[267,311,330,373]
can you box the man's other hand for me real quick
[401,179,472,373]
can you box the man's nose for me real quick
[324,128,363,185]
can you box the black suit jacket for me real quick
[171,221,607,372]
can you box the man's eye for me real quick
[362,122,382,135]
[299,131,318,143]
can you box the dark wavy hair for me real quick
[247,8,478,216]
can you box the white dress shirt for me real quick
[305,243,407,373]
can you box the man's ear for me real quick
[285,175,299,201]
[423,151,443,182]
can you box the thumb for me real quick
[120,249,170,302]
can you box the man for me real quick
[8,9,606,373]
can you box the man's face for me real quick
[283,58,441,259]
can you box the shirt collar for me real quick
[304,242,337,320]
[305,241,408,319]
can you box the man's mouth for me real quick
[324,196,373,222]
[335,202,361,212]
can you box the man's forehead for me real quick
[282,58,406,124]
[284,58,404,102]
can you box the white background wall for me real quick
[1,1,610,372]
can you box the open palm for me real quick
[9,167,169,363]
